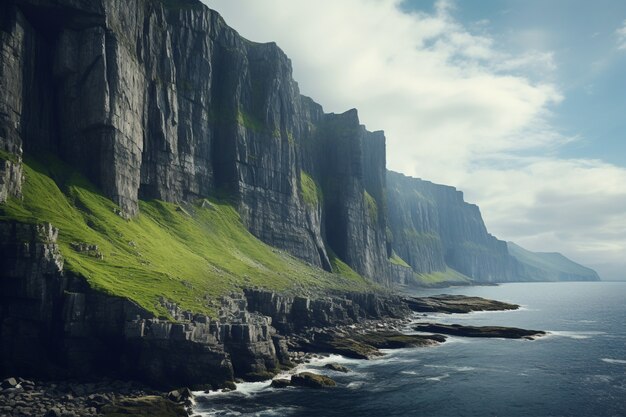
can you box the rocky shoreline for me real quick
[1,293,544,417]
[0,377,188,417]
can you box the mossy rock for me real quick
[101,396,186,417]
[324,363,350,373]
[270,378,291,389]
[291,372,336,389]
[243,370,278,382]
[324,337,382,359]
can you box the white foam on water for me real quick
[305,353,362,366]
[424,364,476,372]
[546,330,606,340]
[400,370,418,375]
[195,406,301,417]
[346,381,366,389]
[602,358,626,365]
[425,373,449,381]
[194,380,272,400]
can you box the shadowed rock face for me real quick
[0,220,408,388]
[414,323,546,340]
[0,0,390,281]
[386,171,516,282]
[403,295,519,313]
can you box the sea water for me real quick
[193,282,626,417]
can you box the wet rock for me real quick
[270,379,291,389]
[404,295,519,314]
[166,388,192,404]
[414,323,546,339]
[1,377,18,389]
[324,363,350,373]
[291,372,336,389]
[43,408,61,417]
[101,396,187,417]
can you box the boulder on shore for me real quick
[270,378,291,389]
[324,363,350,373]
[290,372,336,389]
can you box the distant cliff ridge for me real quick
[386,171,516,283]
[508,242,600,282]
[385,171,600,284]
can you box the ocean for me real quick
[193,282,626,417]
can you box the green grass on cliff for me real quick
[300,171,322,207]
[364,191,378,222]
[0,157,374,318]
[414,267,471,286]
[0,149,19,163]
[389,252,411,268]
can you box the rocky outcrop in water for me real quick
[414,323,546,339]
[403,294,519,313]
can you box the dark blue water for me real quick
[194,282,626,417]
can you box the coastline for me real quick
[1,292,533,417]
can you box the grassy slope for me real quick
[389,252,411,268]
[507,242,599,279]
[0,157,375,318]
[414,267,471,286]
[300,171,322,207]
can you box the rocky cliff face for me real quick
[0,0,393,281]
[0,220,407,388]
[508,242,600,282]
[386,171,515,282]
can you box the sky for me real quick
[203,0,626,281]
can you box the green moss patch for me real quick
[300,171,322,207]
[389,252,410,268]
[0,156,375,318]
[0,149,19,163]
[364,191,378,222]
[414,267,471,286]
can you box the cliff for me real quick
[385,172,600,285]
[0,220,405,388]
[508,242,600,282]
[0,0,388,283]
[386,171,515,283]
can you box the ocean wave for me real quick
[424,364,476,372]
[195,406,301,417]
[545,330,606,340]
[601,358,626,365]
[346,381,366,389]
[425,373,449,381]
[194,380,273,400]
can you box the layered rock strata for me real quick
[0,220,407,388]
[0,0,389,281]
[386,171,516,282]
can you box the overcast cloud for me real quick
[204,0,626,280]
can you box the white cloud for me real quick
[203,0,626,280]
[617,20,626,50]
